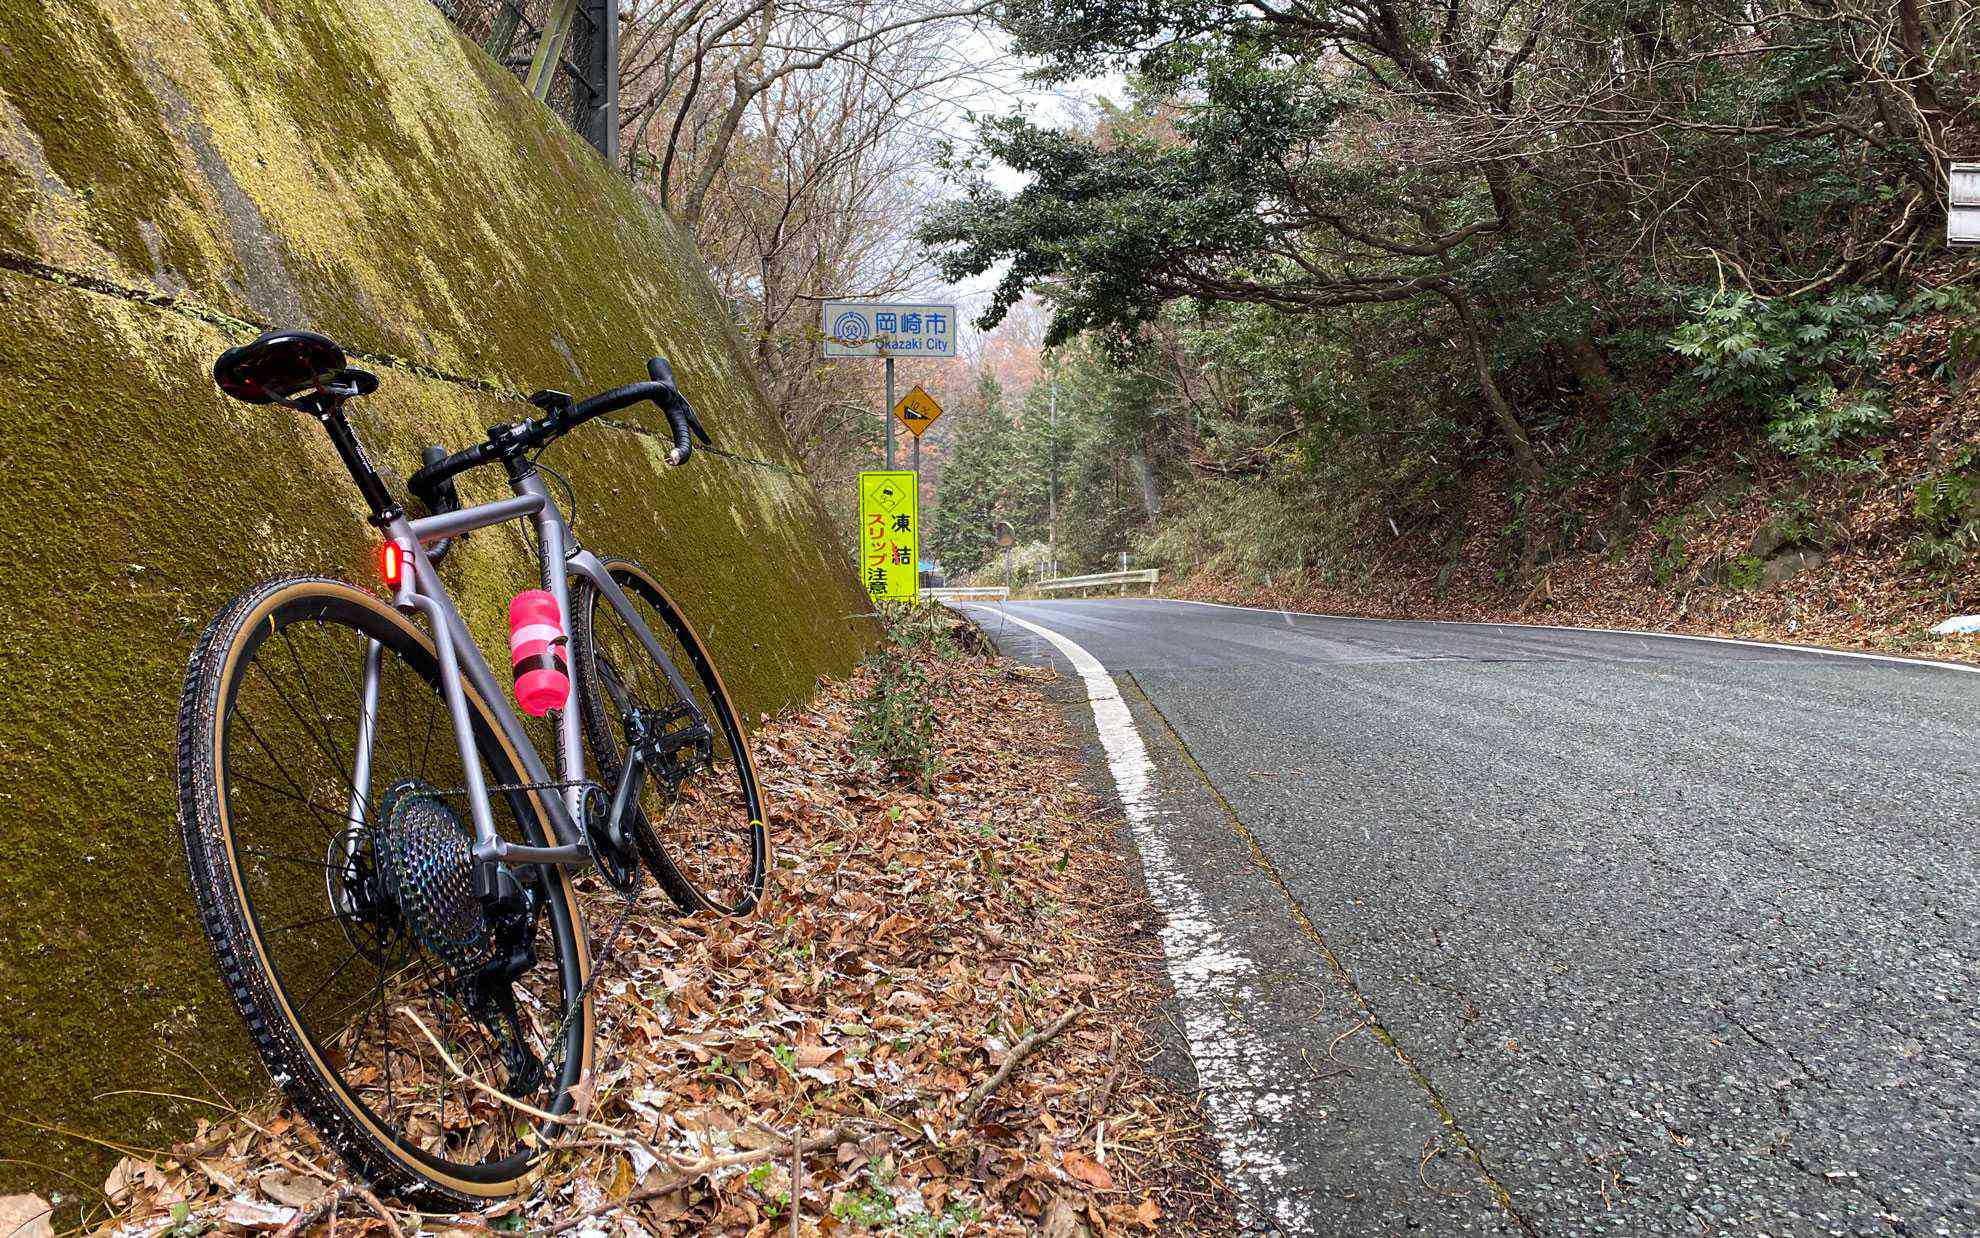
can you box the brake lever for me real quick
[683,404,712,446]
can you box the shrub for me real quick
[852,604,955,790]
[1669,289,1900,461]
[1907,459,1980,578]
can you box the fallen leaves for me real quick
[1173,314,1980,665]
[0,1196,53,1238]
[1061,1150,1114,1192]
[87,625,1230,1235]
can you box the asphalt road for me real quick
[961,598,1980,1238]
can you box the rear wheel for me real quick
[175,576,593,1206]
[570,559,767,915]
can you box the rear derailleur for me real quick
[459,863,545,1097]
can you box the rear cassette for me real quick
[377,779,493,975]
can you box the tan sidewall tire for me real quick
[175,576,593,1205]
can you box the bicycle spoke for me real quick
[298,947,366,1018]
[262,910,347,937]
[228,769,358,834]
[280,629,370,820]
[252,655,370,822]
[234,712,353,836]
[239,845,339,873]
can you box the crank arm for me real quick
[604,741,648,849]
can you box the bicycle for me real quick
[176,329,768,1204]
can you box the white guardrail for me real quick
[1037,568,1160,595]
[925,586,1010,602]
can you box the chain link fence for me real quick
[428,0,610,153]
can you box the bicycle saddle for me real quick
[214,329,376,405]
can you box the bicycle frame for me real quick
[342,467,701,871]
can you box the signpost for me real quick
[824,300,957,601]
[820,301,958,470]
[858,471,919,603]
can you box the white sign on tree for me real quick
[821,301,958,358]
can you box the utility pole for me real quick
[883,350,896,470]
[1047,380,1058,579]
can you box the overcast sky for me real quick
[921,29,1126,338]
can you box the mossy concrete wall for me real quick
[0,0,871,1200]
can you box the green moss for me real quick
[1725,554,1765,591]
[0,0,872,1206]
[0,1,219,283]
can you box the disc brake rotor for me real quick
[325,822,395,963]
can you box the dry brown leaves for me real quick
[1173,316,1980,665]
[92,638,1233,1237]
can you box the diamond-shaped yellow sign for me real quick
[893,385,943,437]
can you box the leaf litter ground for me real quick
[79,616,1236,1237]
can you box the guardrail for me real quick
[1037,568,1160,596]
[925,586,1010,602]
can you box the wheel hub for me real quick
[325,823,396,962]
[629,702,713,791]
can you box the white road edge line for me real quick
[1157,597,1980,674]
[979,605,1313,1235]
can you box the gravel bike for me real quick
[176,329,767,1204]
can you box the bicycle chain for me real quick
[419,776,650,1101]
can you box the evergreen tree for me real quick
[928,371,1018,574]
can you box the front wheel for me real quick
[570,559,768,915]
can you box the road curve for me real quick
[961,597,1980,1237]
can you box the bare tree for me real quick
[614,0,1011,476]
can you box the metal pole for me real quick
[911,426,921,593]
[884,355,896,470]
[580,0,620,162]
[1048,381,1058,579]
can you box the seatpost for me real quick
[305,396,403,526]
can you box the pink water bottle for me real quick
[508,590,570,716]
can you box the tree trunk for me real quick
[1445,290,1543,489]
[1128,445,1161,520]
[1894,0,1945,153]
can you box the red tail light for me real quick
[379,541,403,587]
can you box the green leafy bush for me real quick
[1648,514,1692,587]
[1669,289,1899,460]
[1908,458,1980,577]
[852,652,939,790]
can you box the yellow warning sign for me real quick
[858,471,919,602]
[892,385,943,437]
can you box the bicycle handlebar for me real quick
[564,358,710,464]
[407,356,709,516]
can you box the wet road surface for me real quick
[960,598,1980,1237]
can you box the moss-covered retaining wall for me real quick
[0,0,871,1201]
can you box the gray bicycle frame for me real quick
[340,468,700,871]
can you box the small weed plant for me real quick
[852,604,955,790]
[1908,452,1980,578]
